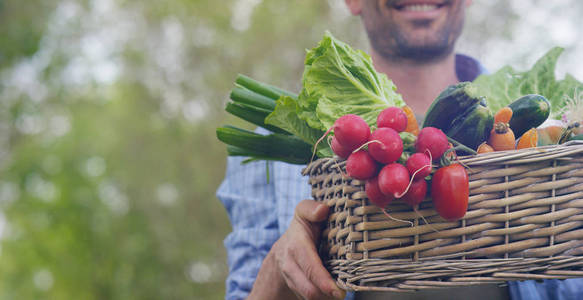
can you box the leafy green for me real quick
[228,31,405,162]
[473,47,583,118]
[264,96,332,157]
[315,96,391,130]
[267,31,404,137]
[265,96,318,144]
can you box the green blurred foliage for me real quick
[0,0,363,299]
[0,0,582,299]
[0,0,57,65]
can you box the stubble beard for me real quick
[374,23,458,63]
[365,4,465,63]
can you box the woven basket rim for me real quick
[303,140,583,175]
[304,140,583,292]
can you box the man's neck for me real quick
[370,48,459,115]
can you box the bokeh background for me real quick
[1,0,583,299]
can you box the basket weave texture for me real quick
[302,141,583,292]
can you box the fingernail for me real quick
[333,290,344,299]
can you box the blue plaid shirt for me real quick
[216,54,583,300]
[217,157,313,300]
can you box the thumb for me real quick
[295,200,329,223]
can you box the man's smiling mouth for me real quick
[391,1,449,12]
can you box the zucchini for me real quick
[423,82,484,129]
[508,94,550,137]
[447,105,494,151]
[423,82,493,151]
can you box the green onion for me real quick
[230,86,276,111]
[217,126,312,165]
[235,74,297,100]
[225,102,289,135]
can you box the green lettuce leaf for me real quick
[315,96,391,130]
[301,31,404,129]
[473,47,583,118]
[268,31,404,135]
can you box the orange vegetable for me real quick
[488,122,516,151]
[517,128,538,149]
[537,126,564,146]
[494,107,513,124]
[402,105,420,136]
[477,142,495,154]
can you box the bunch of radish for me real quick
[330,107,468,221]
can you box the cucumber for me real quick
[423,82,484,129]
[423,82,493,151]
[508,94,550,137]
[447,105,494,151]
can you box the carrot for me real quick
[477,142,495,154]
[494,107,513,124]
[488,122,516,151]
[402,105,420,136]
[537,126,564,146]
[517,128,538,149]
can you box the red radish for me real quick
[401,179,427,207]
[366,176,394,208]
[415,127,449,161]
[331,137,351,158]
[368,128,403,164]
[346,150,378,180]
[377,107,408,132]
[333,114,371,150]
[406,152,432,179]
[378,163,410,198]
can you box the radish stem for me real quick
[447,136,477,155]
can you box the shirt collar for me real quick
[455,53,487,82]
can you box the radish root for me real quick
[326,136,348,178]
[395,150,432,199]
[333,159,347,179]
[311,126,334,163]
[382,208,413,227]
[413,206,440,233]
[352,139,384,153]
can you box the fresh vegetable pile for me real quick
[217,32,403,164]
[333,109,469,221]
[217,31,583,222]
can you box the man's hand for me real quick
[248,200,346,300]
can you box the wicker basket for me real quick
[302,140,583,292]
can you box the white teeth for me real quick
[402,4,438,11]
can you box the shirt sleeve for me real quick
[216,156,280,300]
[508,278,583,300]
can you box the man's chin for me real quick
[394,44,453,62]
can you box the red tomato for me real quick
[431,164,469,221]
